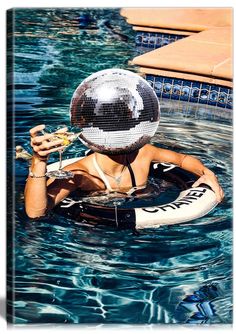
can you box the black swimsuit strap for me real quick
[127,161,137,188]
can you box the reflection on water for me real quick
[8,8,232,324]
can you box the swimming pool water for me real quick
[8,8,233,324]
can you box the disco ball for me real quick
[70,68,160,154]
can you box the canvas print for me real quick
[7,8,232,325]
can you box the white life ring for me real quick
[48,156,218,230]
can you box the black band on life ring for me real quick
[53,161,217,229]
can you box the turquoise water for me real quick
[8,9,232,324]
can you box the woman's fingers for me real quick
[31,133,58,145]
[55,126,68,134]
[37,146,67,156]
[33,139,64,154]
[29,124,45,138]
[192,175,224,203]
[212,185,222,203]
[221,187,225,198]
[192,179,201,188]
[29,125,66,158]
[37,139,64,151]
[219,186,225,201]
[31,133,54,146]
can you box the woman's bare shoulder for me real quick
[139,144,173,164]
[63,154,94,174]
[139,144,160,157]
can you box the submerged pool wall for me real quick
[121,8,233,109]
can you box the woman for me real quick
[24,69,224,218]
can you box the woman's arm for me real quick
[25,155,48,218]
[147,144,224,202]
[24,124,77,218]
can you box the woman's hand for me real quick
[192,170,224,203]
[30,124,65,161]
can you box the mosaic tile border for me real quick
[145,74,233,109]
[135,31,186,49]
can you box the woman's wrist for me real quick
[28,155,48,178]
[32,153,48,162]
[202,167,215,177]
[28,169,46,178]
